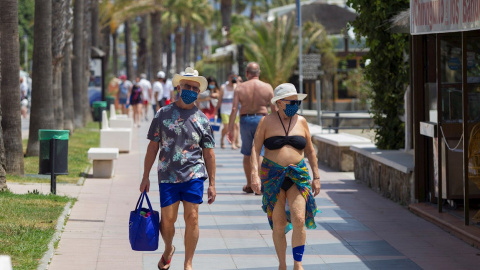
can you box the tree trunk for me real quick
[0,32,8,189]
[124,20,134,81]
[193,29,200,65]
[220,0,232,32]
[72,0,84,128]
[62,0,74,132]
[137,15,148,76]
[174,26,183,73]
[82,0,91,125]
[52,0,67,130]
[90,0,99,48]
[151,11,162,77]
[101,26,110,81]
[112,30,118,77]
[0,0,24,174]
[184,23,191,68]
[166,31,172,78]
[27,0,54,156]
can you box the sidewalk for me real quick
[17,113,480,269]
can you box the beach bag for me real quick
[210,116,221,132]
[129,191,160,251]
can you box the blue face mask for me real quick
[284,103,298,117]
[181,89,198,104]
[208,85,215,89]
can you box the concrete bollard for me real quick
[0,255,13,270]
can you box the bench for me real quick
[312,133,372,171]
[100,111,132,153]
[109,104,133,128]
[87,147,119,178]
[350,144,414,205]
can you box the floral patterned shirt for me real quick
[147,103,215,183]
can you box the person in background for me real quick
[117,74,132,115]
[251,83,321,270]
[157,71,175,107]
[152,71,164,113]
[196,77,219,120]
[227,62,275,194]
[131,76,144,127]
[218,72,240,149]
[139,73,152,121]
[140,67,216,270]
[20,77,28,118]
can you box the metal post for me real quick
[316,80,322,127]
[50,139,57,194]
[297,0,303,114]
[335,112,340,134]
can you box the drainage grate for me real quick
[68,219,105,223]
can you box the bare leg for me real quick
[183,201,200,270]
[272,189,288,270]
[234,122,240,147]
[286,186,306,270]
[221,126,227,148]
[159,201,180,269]
[243,155,252,188]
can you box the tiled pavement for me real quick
[20,111,480,269]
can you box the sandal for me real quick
[158,245,176,270]
[242,185,254,194]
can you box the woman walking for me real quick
[250,83,321,270]
[218,73,240,149]
[130,77,144,127]
[196,77,219,120]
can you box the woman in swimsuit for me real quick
[251,83,321,270]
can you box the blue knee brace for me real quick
[292,245,305,262]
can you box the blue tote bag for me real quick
[129,191,160,251]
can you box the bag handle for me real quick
[135,191,155,214]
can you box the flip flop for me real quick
[158,245,176,270]
[242,185,254,193]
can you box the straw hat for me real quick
[271,83,307,105]
[172,67,208,93]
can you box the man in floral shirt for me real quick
[140,67,216,270]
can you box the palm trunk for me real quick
[0,32,9,189]
[184,23,191,68]
[0,0,24,173]
[124,20,134,81]
[62,0,74,132]
[90,0,99,47]
[52,0,67,130]
[220,0,232,32]
[72,0,84,128]
[82,0,91,125]
[193,29,200,66]
[151,11,162,78]
[101,26,110,78]
[27,0,54,156]
[174,26,183,73]
[112,30,118,77]
[137,15,148,76]
[166,31,172,78]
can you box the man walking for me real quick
[227,62,275,194]
[152,71,164,114]
[117,74,132,115]
[157,71,175,106]
[140,67,216,270]
[139,73,152,121]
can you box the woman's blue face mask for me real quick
[208,85,215,89]
[284,103,299,117]
[181,89,198,104]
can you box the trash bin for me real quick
[92,101,107,122]
[39,129,69,175]
[106,96,115,110]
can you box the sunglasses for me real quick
[280,99,302,105]
[181,83,200,92]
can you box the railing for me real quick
[303,110,376,133]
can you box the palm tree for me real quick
[82,0,92,126]
[0,36,8,189]
[230,18,324,88]
[137,15,149,76]
[52,0,68,130]
[72,0,84,128]
[0,0,24,173]
[150,10,163,77]
[27,0,55,156]
[124,19,135,80]
[62,0,75,132]
[220,0,232,35]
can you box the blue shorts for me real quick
[240,115,265,156]
[159,178,205,207]
[119,97,127,105]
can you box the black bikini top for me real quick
[264,112,307,150]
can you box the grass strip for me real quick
[7,121,100,184]
[0,190,73,270]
